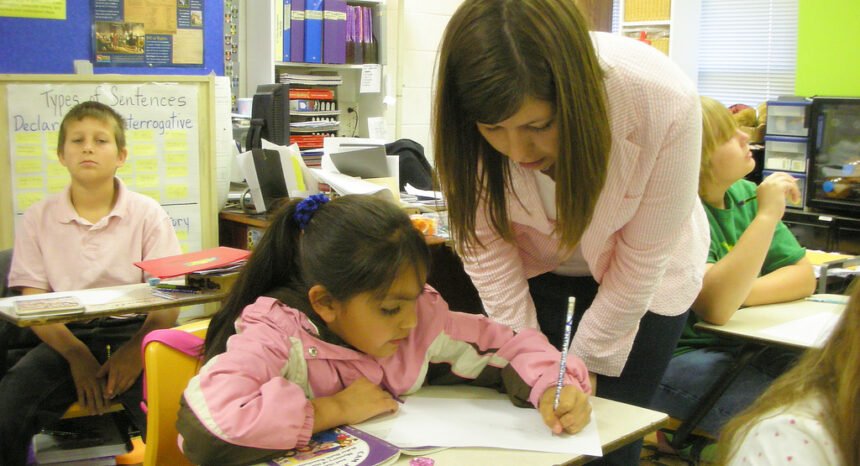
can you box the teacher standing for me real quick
[432,1,709,463]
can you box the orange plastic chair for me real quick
[141,319,209,466]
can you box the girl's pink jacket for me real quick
[177,287,589,464]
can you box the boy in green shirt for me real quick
[651,97,816,446]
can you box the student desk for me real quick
[219,209,485,314]
[0,282,228,327]
[357,385,669,466]
[669,294,847,448]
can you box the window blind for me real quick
[696,0,798,107]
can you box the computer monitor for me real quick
[245,83,290,150]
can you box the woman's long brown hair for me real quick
[432,0,610,253]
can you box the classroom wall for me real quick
[0,2,223,76]
[394,0,465,163]
[795,0,860,97]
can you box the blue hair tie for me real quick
[294,194,330,230]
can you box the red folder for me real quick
[135,247,251,279]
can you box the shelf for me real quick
[621,20,670,27]
[291,110,341,116]
[274,62,373,70]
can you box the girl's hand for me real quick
[97,342,143,399]
[539,385,591,434]
[66,348,110,415]
[756,172,799,220]
[332,378,400,425]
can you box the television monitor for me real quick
[806,97,860,215]
[245,83,290,150]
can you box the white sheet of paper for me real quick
[759,312,842,347]
[382,396,602,456]
[405,183,443,200]
[360,64,382,93]
[309,168,394,201]
[74,289,135,307]
[367,116,387,140]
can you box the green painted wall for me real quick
[796,0,860,96]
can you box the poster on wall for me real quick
[91,0,204,68]
[5,83,203,253]
[0,0,66,20]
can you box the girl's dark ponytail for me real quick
[201,194,432,361]
[202,199,304,361]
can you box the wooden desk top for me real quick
[0,282,228,327]
[375,386,668,465]
[694,294,847,350]
[220,209,448,246]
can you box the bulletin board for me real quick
[0,1,222,75]
[0,74,220,253]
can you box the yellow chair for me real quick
[142,319,209,466]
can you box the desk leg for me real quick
[669,344,767,449]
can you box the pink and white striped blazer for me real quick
[459,32,710,377]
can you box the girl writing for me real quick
[176,194,592,465]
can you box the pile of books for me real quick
[30,414,131,465]
[134,247,251,299]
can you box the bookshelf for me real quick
[616,0,700,85]
[242,0,387,141]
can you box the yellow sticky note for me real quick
[132,143,157,157]
[165,184,189,199]
[16,192,44,211]
[164,130,186,140]
[128,130,155,142]
[47,162,67,177]
[16,145,43,157]
[16,159,43,174]
[166,165,188,178]
[164,139,188,152]
[135,158,159,172]
[138,190,161,202]
[119,175,134,186]
[116,163,133,175]
[175,230,189,240]
[181,243,190,254]
[136,174,160,188]
[292,156,306,191]
[48,177,69,193]
[18,176,44,190]
[165,153,188,164]
[15,132,41,145]
[46,131,59,149]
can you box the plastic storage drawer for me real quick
[766,101,811,137]
[764,136,809,173]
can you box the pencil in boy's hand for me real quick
[736,195,757,207]
[554,296,576,410]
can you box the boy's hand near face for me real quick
[539,385,591,434]
[756,172,800,220]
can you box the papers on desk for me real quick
[357,390,602,456]
[760,312,842,348]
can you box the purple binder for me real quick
[290,0,305,62]
[322,0,347,64]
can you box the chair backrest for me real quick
[141,320,209,466]
[1,249,18,298]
